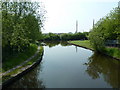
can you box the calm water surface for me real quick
[8,42,120,88]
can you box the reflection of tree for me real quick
[44,41,59,48]
[60,41,71,46]
[85,52,120,88]
[8,62,45,88]
[44,41,71,48]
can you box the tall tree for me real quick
[89,7,120,51]
[2,1,45,59]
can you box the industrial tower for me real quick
[75,20,78,33]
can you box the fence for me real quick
[105,40,120,47]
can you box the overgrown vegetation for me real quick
[89,7,120,52]
[2,46,44,82]
[106,47,120,59]
[2,2,46,78]
[25,46,43,66]
[2,2,45,61]
[2,44,38,72]
[42,32,89,41]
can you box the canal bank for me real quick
[2,46,44,88]
[6,41,120,88]
[68,40,120,61]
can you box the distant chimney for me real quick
[75,20,78,33]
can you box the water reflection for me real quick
[43,41,71,48]
[8,62,45,88]
[75,46,78,52]
[7,42,120,88]
[85,52,120,88]
[60,41,71,47]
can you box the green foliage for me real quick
[89,28,105,52]
[43,33,60,41]
[61,32,88,41]
[61,33,71,41]
[2,2,45,60]
[2,44,38,72]
[105,47,120,59]
[69,40,93,50]
[2,46,44,82]
[25,46,43,65]
[89,7,120,52]
[42,32,89,41]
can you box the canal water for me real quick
[8,41,120,88]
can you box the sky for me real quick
[38,0,119,33]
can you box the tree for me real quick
[89,7,120,51]
[2,2,45,60]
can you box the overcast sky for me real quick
[38,0,119,33]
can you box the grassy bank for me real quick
[105,47,120,59]
[68,40,120,60]
[2,44,38,72]
[68,40,93,50]
[2,45,44,82]
[24,46,43,66]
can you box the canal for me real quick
[8,41,120,88]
